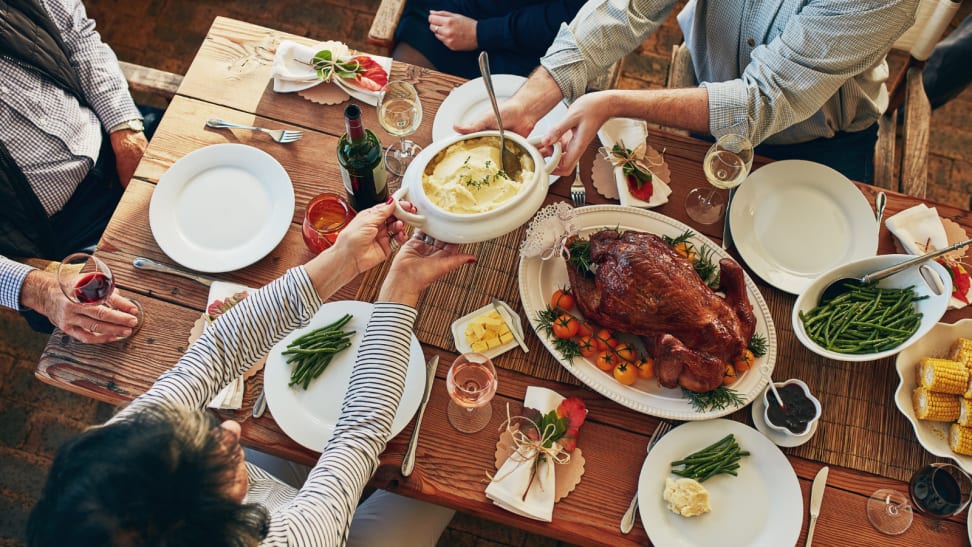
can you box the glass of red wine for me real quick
[867,463,972,535]
[56,253,143,339]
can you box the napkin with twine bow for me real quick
[885,203,972,308]
[485,387,587,521]
[594,117,671,208]
[271,40,391,105]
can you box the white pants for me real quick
[245,448,455,547]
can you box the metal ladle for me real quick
[818,238,972,305]
[477,51,521,179]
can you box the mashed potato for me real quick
[663,477,711,517]
[422,137,534,214]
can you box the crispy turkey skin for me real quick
[565,230,756,393]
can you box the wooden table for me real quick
[36,17,972,546]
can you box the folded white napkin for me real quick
[596,117,672,208]
[885,203,948,255]
[206,281,253,410]
[485,386,564,521]
[271,40,391,106]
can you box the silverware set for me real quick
[620,419,674,533]
[206,117,303,143]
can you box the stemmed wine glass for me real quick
[867,463,972,535]
[685,133,754,224]
[446,352,498,433]
[56,253,143,339]
[377,80,423,176]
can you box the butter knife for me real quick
[805,466,829,547]
[133,257,215,286]
[491,299,529,353]
[402,355,438,477]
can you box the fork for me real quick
[205,118,303,143]
[620,419,674,534]
[571,162,587,206]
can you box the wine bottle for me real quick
[337,104,388,211]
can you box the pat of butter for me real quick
[662,477,711,517]
[464,310,511,350]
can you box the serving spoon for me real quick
[477,51,521,179]
[818,237,972,305]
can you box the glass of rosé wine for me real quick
[56,253,143,339]
[446,352,498,433]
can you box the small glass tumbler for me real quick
[301,193,356,254]
[446,353,498,433]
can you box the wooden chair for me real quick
[874,0,963,197]
[366,0,620,91]
[119,61,183,103]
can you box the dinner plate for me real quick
[894,318,972,474]
[149,143,295,273]
[432,74,568,182]
[264,300,425,451]
[518,205,777,420]
[638,420,802,546]
[728,160,878,295]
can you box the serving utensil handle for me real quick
[862,237,972,283]
[477,53,504,134]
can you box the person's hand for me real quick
[20,270,139,343]
[454,67,563,138]
[429,10,478,52]
[109,129,148,188]
[379,232,476,306]
[541,91,617,176]
[328,200,410,276]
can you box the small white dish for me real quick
[451,300,522,359]
[761,379,821,436]
[751,394,818,448]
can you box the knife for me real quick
[805,466,829,547]
[401,355,438,477]
[133,257,215,286]
[491,299,529,353]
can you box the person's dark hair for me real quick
[27,407,269,546]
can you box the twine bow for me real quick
[490,404,572,501]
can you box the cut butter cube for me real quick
[499,331,514,344]
[471,340,488,352]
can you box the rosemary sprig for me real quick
[662,230,718,288]
[682,386,744,412]
[748,333,768,357]
[534,307,581,361]
[565,239,595,277]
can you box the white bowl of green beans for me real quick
[792,254,953,362]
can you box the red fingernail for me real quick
[467,258,477,264]
[386,197,394,204]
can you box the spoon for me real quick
[818,237,972,305]
[477,51,521,179]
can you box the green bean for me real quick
[670,434,748,482]
[285,315,355,389]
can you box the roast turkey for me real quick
[565,230,757,393]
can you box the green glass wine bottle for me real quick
[337,104,388,211]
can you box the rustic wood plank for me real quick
[874,111,898,192]
[367,0,407,52]
[901,66,931,199]
[120,60,183,100]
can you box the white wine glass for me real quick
[56,252,143,339]
[377,80,423,176]
[446,353,498,433]
[685,133,754,224]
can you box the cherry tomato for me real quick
[552,314,579,339]
[577,336,598,358]
[595,351,617,372]
[613,361,638,385]
[722,364,738,385]
[594,328,614,350]
[576,320,594,338]
[672,241,696,263]
[614,342,636,362]
[734,349,755,373]
[636,357,655,379]
[550,289,575,311]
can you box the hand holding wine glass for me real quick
[55,253,143,341]
[685,133,754,224]
[377,80,423,176]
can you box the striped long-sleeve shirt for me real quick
[112,267,418,546]
[541,0,918,146]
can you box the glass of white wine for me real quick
[377,80,423,176]
[685,133,754,225]
[446,353,498,433]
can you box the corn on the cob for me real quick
[950,424,972,456]
[913,388,961,421]
[960,399,972,426]
[950,338,972,368]
[917,358,969,394]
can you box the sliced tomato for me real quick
[627,173,654,201]
[345,55,388,92]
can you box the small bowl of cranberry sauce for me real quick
[762,379,822,436]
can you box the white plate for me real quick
[894,319,972,474]
[149,143,295,273]
[432,74,568,183]
[750,392,818,448]
[451,300,522,359]
[728,160,878,295]
[264,301,425,451]
[638,420,802,546]
[793,254,952,362]
[518,205,777,420]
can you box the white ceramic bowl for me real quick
[392,131,561,243]
[761,379,822,436]
[894,319,972,474]
[792,254,952,362]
